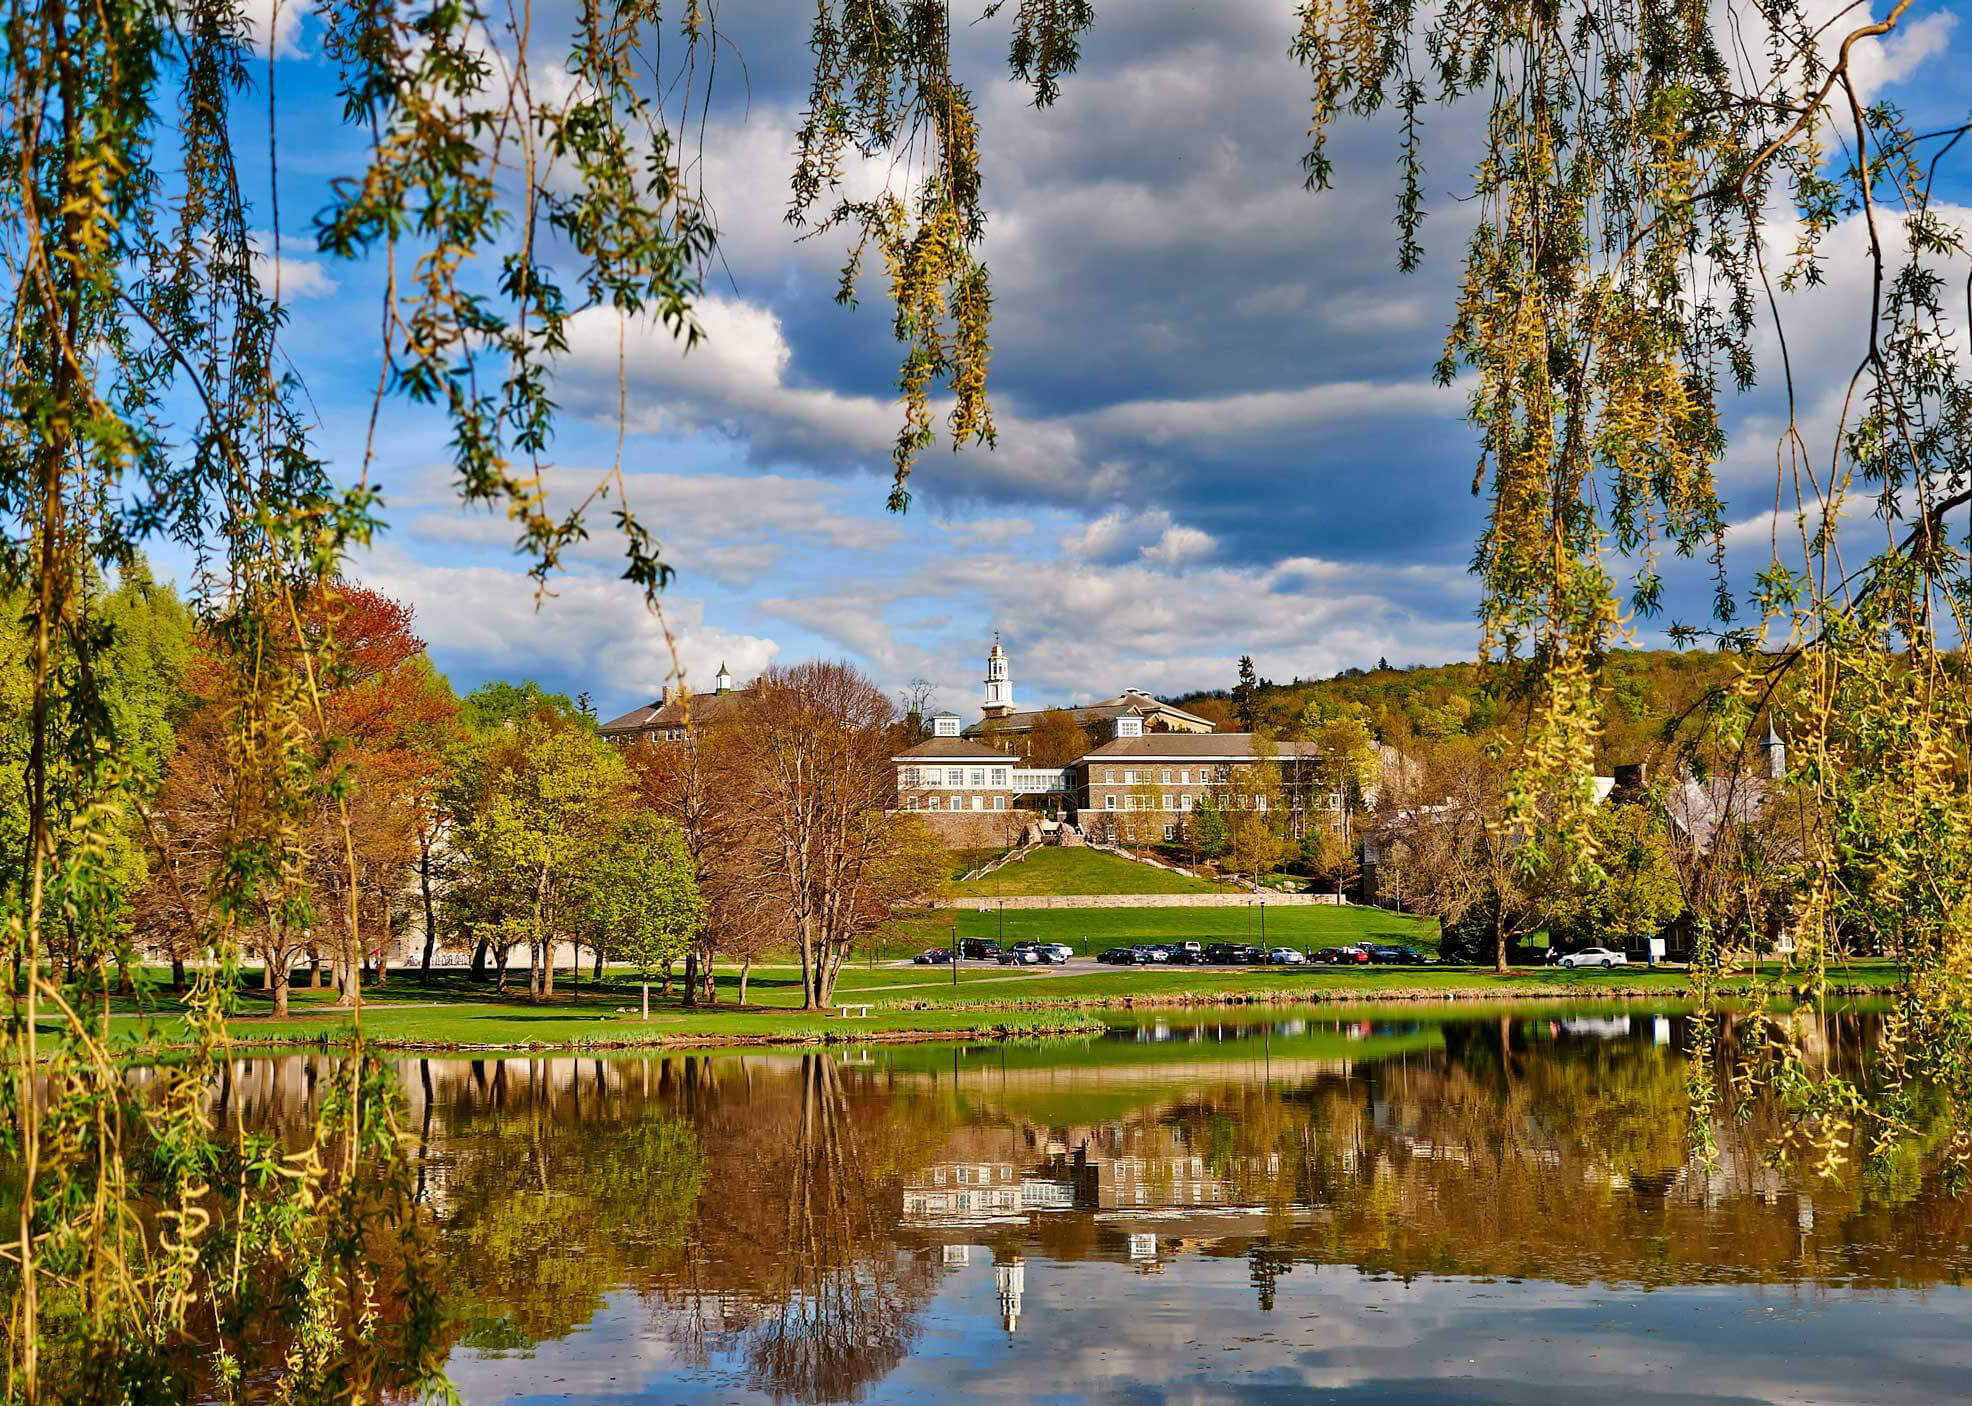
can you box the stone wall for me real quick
[914,809,1028,849]
[936,892,1346,910]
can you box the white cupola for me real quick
[981,634,1015,718]
[932,712,962,738]
[714,660,733,694]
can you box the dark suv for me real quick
[958,938,1003,961]
[1364,943,1427,965]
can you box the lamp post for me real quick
[951,912,959,987]
[1260,897,1266,946]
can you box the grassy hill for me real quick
[1173,647,1750,770]
[953,846,1225,896]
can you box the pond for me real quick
[214,1008,1971,1403]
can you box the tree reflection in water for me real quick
[206,1009,1972,1403]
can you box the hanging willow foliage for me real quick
[3,0,1968,1396]
[1288,0,1972,1180]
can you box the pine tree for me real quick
[1232,655,1259,732]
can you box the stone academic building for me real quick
[893,640,1338,847]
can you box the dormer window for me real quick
[932,713,961,737]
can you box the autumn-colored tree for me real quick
[737,662,942,1009]
[298,582,461,1003]
[1023,709,1091,769]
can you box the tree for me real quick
[1548,804,1683,951]
[1120,776,1165,850]
[459,715,630,1000]
[1232,655,1260,732]
[1024,709,1091,770]
[1189,795,1229,864]
[572,810,704,1019]
[737,662,941,1010]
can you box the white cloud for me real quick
[353,542,777,708]
[248,231,338,300]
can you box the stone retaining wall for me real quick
[936,892,1346,910]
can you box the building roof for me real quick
[1078,734,1322,762]
[894,737,1021,762]
[964,689,1216,736]
[598,687,748,737]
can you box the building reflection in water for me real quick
[182,1008,1972,1403]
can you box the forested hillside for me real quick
[1173,650,1751,770]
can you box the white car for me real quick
[1045,943,1074,963]
[1557,946,1629,969]
[1266,947,1307,965]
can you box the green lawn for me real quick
[48,952,1903,1053]
[953,846,1227,896]
[888,902,1437,955]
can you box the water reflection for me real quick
[212,1009,1972,1403]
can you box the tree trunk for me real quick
[528,940,543,1000]
[738,960,752,1007]
[700,954,715,1005]
[495,946,510,994]
[272,962,290,1020]
[311,953,324,989]
[1494,907,1508,975]
[593,948,604,981]
[541,939,555,999]
[641,981,649,1021]
[660,958,673,997]
[261,959,272,991]
[419,840,440,986]
[470,936,488,983]
[682,949,699,1007]
[171,958,185,994]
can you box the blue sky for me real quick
[189,1,1968,722]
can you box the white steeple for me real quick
[981,634,1015,718]
[1763,716,1785,780]
[714,660,733,694]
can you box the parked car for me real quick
[1044,943,1075,963]
[998,944,1047,965]
[1133,945,1170,963]
[1096,947,1136,965]
[1203,943,1246,964]
[1364,943,1428,965]
[958,938,1003,961]
[1314,945,1369,965]
[1167,941,1204,962]
[1267,947,1308,965]
[912,948,953,965]
[1558,946,1629,969]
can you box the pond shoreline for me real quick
[98,973,1893,1055]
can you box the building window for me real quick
[972,795,984,811]
[901,767,919,788]
[950,768,965,785]
[970,768,985,786]
[928,796,942,810]
[1163,794,1174,811]
[1163,824,1175,841]
[1256,795,1268,811]
[992,768,1008,786]
[1181,793,1193,811]
[1162,769,1172,783]
[1104,768,1115,784]
[1180,769,1190,784]
[955,1167,969,1184]
[904,796,917,810]
[994,795,1007,810]
[1105,795,1116,811]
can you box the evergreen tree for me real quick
[1232,655,1259,732]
